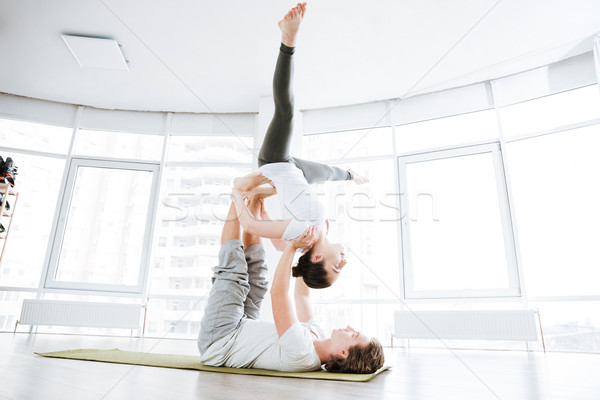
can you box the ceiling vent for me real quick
[62,34,129,71]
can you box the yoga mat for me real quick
[35,348,390,382]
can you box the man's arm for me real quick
[271,226,316,337]
[294,277,314,323]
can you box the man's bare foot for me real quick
[278,2,307,47]
[348,169,369,185]
[233,172,272,191]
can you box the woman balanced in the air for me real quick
[231,2,368,289]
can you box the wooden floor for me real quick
[1,333,598,400]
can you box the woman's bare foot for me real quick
[348,169,369,185]
[247,185,277,204]
[278,2,307,47]
[233,172,272,191]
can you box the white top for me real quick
[200,319,325,372]
[258,162,327,241]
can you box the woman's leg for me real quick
[291,157,352,184]
[257,4,305,167]
[257,44,296,167]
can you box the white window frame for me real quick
[398,142,521,299]
[44,157,160,293]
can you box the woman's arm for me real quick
[294,277,314,323]
[259,202,288,251]
[271,226,317,337]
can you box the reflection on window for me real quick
[303,127,393,161]
[396,110,498,153]
[499,85,600,138]
[506,125,600,297]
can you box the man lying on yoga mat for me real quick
[197,177,384,373]
[231,2,368,289]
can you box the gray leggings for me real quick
[257,44,351,184]
[198,240,268,354]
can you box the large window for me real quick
[398,144,519,298]
[499,85,600,139]
[146,134,253,337]
[150,165,250,297]
[396,110,499,154]
[74,129,164,161]
[0,117,72,154]
[45,159,160,292]
[1,56,599,354]
[309,159,402,301]
[505,125,600,297]
[302,127,393,161]
[0,153,65,288]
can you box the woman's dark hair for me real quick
[291,249,331,289]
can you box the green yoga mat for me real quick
[35,348,390,382]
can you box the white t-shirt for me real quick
[258,162,327,241]
[200,319,324,372]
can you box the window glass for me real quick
[505,125,600,296]
[0,152,65,287]
[303,127,393,161]
[145,298,206,339]
[308,159,401,300]
[404,151,511,293]
[168,136,254,163]
[75,129,164,160]
[396,110,498,153]
[0,117,72,154]
[499,85,600,139]
[530,301,600,353]
[55,165,154,286]
[149,166,251,296]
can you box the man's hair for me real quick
[291,249,331,289]
[324,338,385,374]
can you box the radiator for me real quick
[394,310,538,341]
[18,300,142,330]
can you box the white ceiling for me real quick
[1,0,599,113]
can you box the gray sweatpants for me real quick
[257,43,351,185]
[198,240,268,354]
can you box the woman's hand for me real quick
[288,225,317,251]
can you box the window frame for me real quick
[44,157,161,294]
[398,142,521,299]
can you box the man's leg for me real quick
[257,4,305,167]
[198,203,249,354]
[242,199,269,320]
